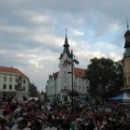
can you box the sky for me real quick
[0,0,129,92]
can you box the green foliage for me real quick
[29,82,39,97]
[86,57,123,99]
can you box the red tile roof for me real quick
[0,66,27,77]
[49,68,86,80]
[74,67,86,78]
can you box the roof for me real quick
[74,68,86,78]
[110,92,130,101]
[124,29,130,48]
[125,29,130,37]
[59,34,71,59]
[49,68,86,80]
[0,66,28,77]
[63,34,69,48]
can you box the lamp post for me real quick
[71,50,74,111]
[54,78,56,100]
[53,73,57,101]
[69,50,79,112]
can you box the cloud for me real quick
[0,25,31,36]
[0,0,128,91]
[70,29,84,36]
[30,15,53,24]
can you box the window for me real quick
[23,87,25,91]
[9,77,12,82]
[3,84,6,89]
[15,85,17,89]
[3,76,7,82]
[9,85,12,89]
[18,83,21,88]
[23,80,26,84]
[15,77,18,82]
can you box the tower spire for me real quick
[65,28,68,38]
[126,16,129,30]
[63,28,69,48]
[124,17,130,48]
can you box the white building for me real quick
[46,35,89,101]
[0,66,29,100]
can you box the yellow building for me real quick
[122,27,130,91]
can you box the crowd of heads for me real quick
[0,97,130,130]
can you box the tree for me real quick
[29,82,39,97]
[86,57,123,99]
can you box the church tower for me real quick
[123,24,130,91]
[46,32,89,101]
[59,32,72,91]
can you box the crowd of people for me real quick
[0,97,130,130]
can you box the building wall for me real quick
[59,53,72,90]
[74,77,89,94]
[46,55,89,99]
[46,78,54,96]
[46,68,89,101]
[46,38,89,101]
[123,57,130,88]
[56,74,61,95]
[0,73,29,98]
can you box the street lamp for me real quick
[69,50,79,112]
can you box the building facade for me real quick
[46,35,89,101]
[122,27,130,91]
[0,66,29,100]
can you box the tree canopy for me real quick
[86,57,123,99]
[29,82,39,97]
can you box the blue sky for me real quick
[0,0,129,91]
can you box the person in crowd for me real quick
[0,96,130,130]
